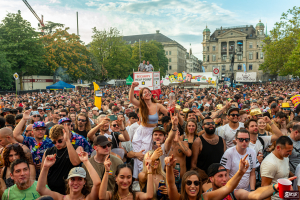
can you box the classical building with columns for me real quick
[202,21,275,82]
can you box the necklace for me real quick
[55,147,67,159]
[66,194,85,200]
[118,192,131,200]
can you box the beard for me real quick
[205,127,216,135]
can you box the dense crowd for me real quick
[0,80,299,200]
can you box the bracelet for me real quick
[147,172,153,175]
[106,171,110,172]
[121,129,125,131]
[272,184,278,192]
[269,122,274,125]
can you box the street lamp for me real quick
[230,50,236,87]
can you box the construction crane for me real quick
[22,0,45,30]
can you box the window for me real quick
[169,58,171,62]
[249,42,253,48]
[213,46,216,51]
[238,65,242,70]
[207,55,209,62]
[241,29,243,31]
[249,64,253,70]
[222,65,226,71]
[203,55,206,62]
[166,51,168,55]
[250,34,252,37]
[260,52,263,59]
[212,55,216,61]
[231,33,233,35]
[207,47,209,51]
[169,51,171,55]
[222,55,227,61]
[169,66,172,70]
[256,52,258,59]
[238,54,242,61]
[249,52,253,60]
[246,28,248,31]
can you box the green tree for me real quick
[0,10,45,90]
[40,21,65,35]
[260,6,300,76]
[131,40,168,77]
[0,52,13,90]
[90,27,134,79]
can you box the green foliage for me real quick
[40,21,65,35]
[0,10,45,90]
[0,52,13,90]
[260,6,300,76]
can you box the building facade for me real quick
[123,30,187,74]
[202,21,273,82]
[186,48,202,73]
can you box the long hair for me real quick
[140,150,166,191]
[3,144,28,167]
[139,88,157,126]
[75,113,91,132]
[65,178,91,197]
[113,163,136,200]
[185,119,198,137]
[180,170,203,200]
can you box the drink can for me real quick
[35,157,40,164]
[175,163,180,183]
[157,180,165,197]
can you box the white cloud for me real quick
[49,0,61,3]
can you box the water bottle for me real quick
[175,163,180,183]
[168,91,175,113]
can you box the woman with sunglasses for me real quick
[1,143,36,188]
[37,148,100,200]
[30,111,42,124]
[139,150,167,200]
[99,156,154,200]
[165,154,250,200]
[129,82,168,179]
[42,124,82,194]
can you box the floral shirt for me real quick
[70,131,93,155]
[23,135,54,164]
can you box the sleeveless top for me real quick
[2,167,14,188]
[147,104,159,124]
[183,134,198,171]
[197,135,224,173]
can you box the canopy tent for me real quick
[46,80,75,90]
[98,81,109,86]
[126,75,133,85]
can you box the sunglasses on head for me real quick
[186,180,200,186]
[6,143,20,148]
[52,139,63,145]
[100,143,112,148]
[236,138,250,142]
[77,119,86,122]
[230,114,240,117]
[112,124,119,127]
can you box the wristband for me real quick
[121,129,125,131]
[272,184,278,193]
[147,172,153,175]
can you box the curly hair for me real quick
[65,178,91,197]
[49,124,64,140]
[3,144,28,167]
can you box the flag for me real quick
[93,82,102,109]
[202,66,205,72]
[243,64,246,72]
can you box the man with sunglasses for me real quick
[45,108,60,136]
[59,109,68,120]
[83,135,123,191]
[191,117,226,173]
[42,124,81,194]
[58,117,92,155]
[217,107,245,149]
[220,129,257,191]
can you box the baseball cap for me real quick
[33,121,46,129]
[31,111,40,116]
[204,103,210,107]
[227,107,240,115]
[58,117,72,124]
[207,163,227,182]
[92,107,99,111]
[93,135,111,146]
[2,108,10,113]
[152,126,167,136]
[128,104,134,108]
[67,167,86,180]
[37,107,43,110]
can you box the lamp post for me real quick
[230,50,236,88]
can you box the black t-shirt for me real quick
[45,144,79,194]
[74,129,88,138]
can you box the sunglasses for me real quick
[54,112,59,114]
[33,115,40,118]
[236,138,250,142]
[70,109,75,111]
[186,180,200,186]
[282,108,290,111]
[60,114,67,117]
[63,122,71,126]
[25,130,32,132]
[77,119,86,122]
[100,143,112,148]
[230,114,240,117]
[52,139,63,145]
[112,124,119,127]
[6,143,20,148]
[204,122,215,125]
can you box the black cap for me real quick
[2,108,10,112]
[93,135,111,146]
[227,107,239,115]
[207,163,227,180]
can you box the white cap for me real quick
[204,103,210,107]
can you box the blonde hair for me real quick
[139,88,157,126]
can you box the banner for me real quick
[93,82,102,109]
[243,64,246,72]
[202,66,205,72]
[153,72,161,90]
[133,72,153,90]
[236,72,256,82]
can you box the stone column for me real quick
[218,42,221,60]
[243,39,246,58]
[227,41,229,58]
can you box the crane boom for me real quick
[22,0,45,27]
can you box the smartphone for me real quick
[108,115,118,121]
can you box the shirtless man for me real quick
[168,124,192,191]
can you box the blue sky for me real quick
[1,0,299,59]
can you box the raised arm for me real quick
[164,112,178,153]
[137,158,154,200]
[87,123,101,142]
[204,154,250,200]
[98,155,112,200]
[158,103,169,116]
[165,155,181,200]
[117,118,130,142]
[211,102,230,120]
[129,82,140,107]
[36,155,63,200]
[78,150,101,200]
[62,126,81,166]
[261,116,283,142]
[13,109,32,143]
[174,132,192,157]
